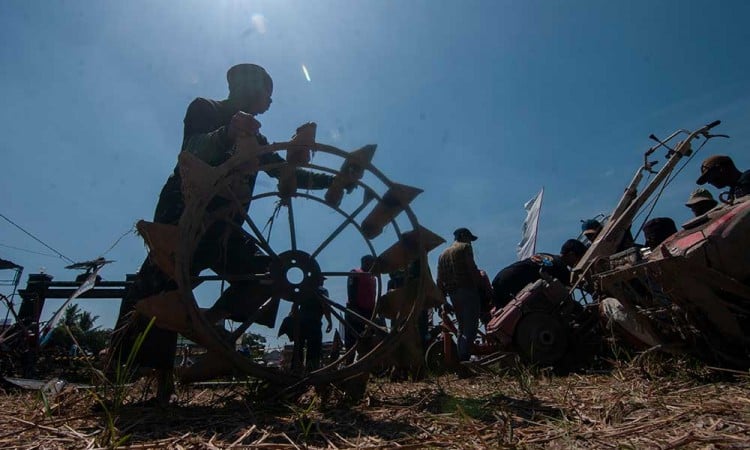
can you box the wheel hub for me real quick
[539,330,555,345]
[268,250,322,302]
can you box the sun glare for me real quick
[302,64,311,82]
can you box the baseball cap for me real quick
[643,217,677,248]
[581,219,602,235]
[697,155,734,185]
[453,227,478,241]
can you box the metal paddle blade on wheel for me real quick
[138,123,444,391]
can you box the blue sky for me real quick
[1,1,749,344]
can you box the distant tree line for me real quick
[45,304,111,355]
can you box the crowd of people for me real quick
[436,152,749,364]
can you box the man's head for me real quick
[643,217,677,249]
[581,219,603,243]
[453,227,478,243]
[559,239,587,267]
[685,188,718,216]
[226,64,273,115]
[360,255,375,271]
[696,155,741,189]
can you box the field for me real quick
[0,358,748,449]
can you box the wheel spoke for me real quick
[318,292,388,335]
[311,193,375,259]
[225,190,278,258]
[317,295,364,340]
[229,296,278,342]
[240,211,278,259]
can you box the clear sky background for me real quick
[1,1,749,345]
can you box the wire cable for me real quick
[0,243,60,259]
[0,213,74,263]
[100,226,136,257]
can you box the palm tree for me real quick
[49,305,108,354]
[61,304,81,329]
[77,310,99,333]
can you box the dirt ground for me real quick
[0,359,748,449]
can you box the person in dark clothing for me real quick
[581,218,635,252]
[111,64,335,403]
[642,217,678,249]
[292,276,332,372]
[437,227,483,362]
[580,219,604,245]
[492,239,587,309]
[696,155,750,201]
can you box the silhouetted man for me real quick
[293,275,332,372]
[697,155,750,202]
[437,227,482,362]
[643,217,677,249]
[685,188,718,217]
[112,64,334,403]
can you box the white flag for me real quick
[517,188,544,260]
[39,265,103,347]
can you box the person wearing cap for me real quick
[581,219,603,245]
[580,218,635,252]
[642,217,677,249]
[685,188,718,217]
[111,64,335,403]
[696,155,750,201]
[491,239,588,309]
[437,228,483,361]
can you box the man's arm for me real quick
[436,255,446,296]
[465,245,482,288]
[181,99,232,166]
[550,258,573,286]
[320,288,333,332]
[182,102,263,167]
[260,152,333,189]
[323,307,333,333]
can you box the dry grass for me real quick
[0,359,748,449]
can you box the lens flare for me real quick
[302,64,311,82]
